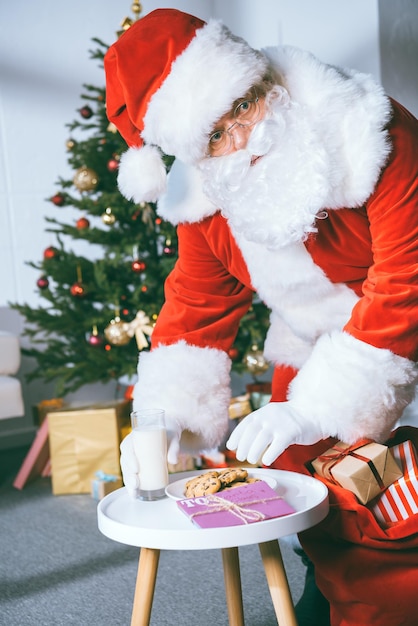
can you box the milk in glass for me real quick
[130,409,168,500]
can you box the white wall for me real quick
[0,0,382,312]
[379,0,418,117]
[213,0,380,76]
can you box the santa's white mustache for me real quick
[247,116,284,156]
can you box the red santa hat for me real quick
[104,8,268,203]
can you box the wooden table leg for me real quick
[222,547,245,626]
[130,547,160,626]
[259,540,298,626]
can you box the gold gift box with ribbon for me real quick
[311,439,403,504]
[48,400,130,495]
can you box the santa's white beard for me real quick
[198,94,333,250]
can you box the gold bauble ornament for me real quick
[104,317,130,346]
[102,207,116,225]
[66,138,76,150]
[131,1,142,18]
[117,2,142,37]
[243,345,270,377]
[73,166,99,192]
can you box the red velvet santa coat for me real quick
[133,98,417,624]
[135,100,417,439]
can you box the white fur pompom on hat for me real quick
[117,145,167,204]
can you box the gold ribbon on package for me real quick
[317,438,385,490]
[126,310,154,349]
[38,398,64,410]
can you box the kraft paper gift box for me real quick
[311,440,403,505]
[48,400,130,495]
[177,480,295,528]
[228,394,252,419]
[371,440,418,525]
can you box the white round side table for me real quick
[98,468,329,626]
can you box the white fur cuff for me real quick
[288,331,417,444]
[133,341,232,451]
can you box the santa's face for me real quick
[206,87,268,159]
[198,85,331,250]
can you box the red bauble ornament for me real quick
[76,217,90,229]
[124,384,134,401]
[228,347,239,361]
[51,192,65,207]
[79,105,93,119]
[43,246,58,259]
[89,334,103,347]
[37,276,49,289]
[163,243,176,256]
[87,326,103,347]
[107,158,119,172]
[70,282,85,297]
[131,259,146,273]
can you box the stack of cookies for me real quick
[184,468,260,497]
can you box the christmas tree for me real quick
[11,7,271,397]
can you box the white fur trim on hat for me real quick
[117,145,167,203]
[142,19,269,164]
[288,331,418,444]
[132,340,232,452]
[263,45,392,209]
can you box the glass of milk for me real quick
[130,409,169,500]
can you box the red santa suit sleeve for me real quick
[344,102,417,357]
[132,216,254,450]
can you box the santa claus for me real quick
[104,9,418,626]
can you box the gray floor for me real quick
[0,448,307,626]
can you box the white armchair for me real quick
[0,330,24,420]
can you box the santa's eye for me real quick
[235,99,251,115]
[209,130,225,145]
[234,98,258,123]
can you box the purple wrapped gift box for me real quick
[177,480,295,528]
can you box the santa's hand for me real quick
[120,418,181,498]
[120,433,140,498]
[226,402,324,466]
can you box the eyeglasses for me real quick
[207,89,260,157]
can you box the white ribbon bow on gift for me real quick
[126,311,154,349]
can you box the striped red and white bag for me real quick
[371,440,418,526]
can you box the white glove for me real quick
[120,418,181,498]
[226,402,325,466]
